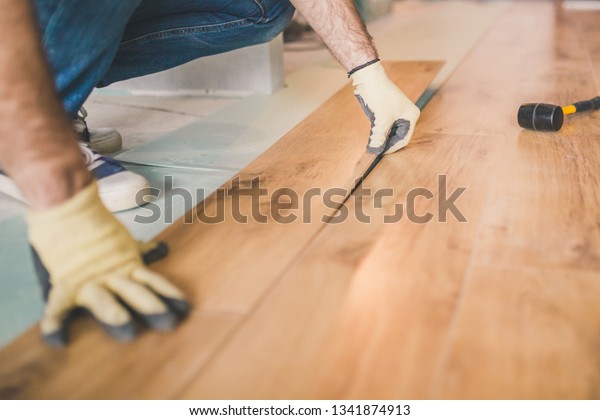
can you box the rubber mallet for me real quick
[518,96,600,131]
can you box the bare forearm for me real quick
[290,0,377,71]
[0,0,89,209]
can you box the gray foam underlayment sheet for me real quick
[0,1,506,347]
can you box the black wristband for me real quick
[347,58,381,77]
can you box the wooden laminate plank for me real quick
[417,3,592,137]
[181,130,504,399]
[181,2,600,399]
[153,61,441,314]
[434,267,600,399]
[177,2,531,399]
[473,116,600,271]
[431,5,600,398]
[0,62,441,398]
[0,311,240,399]
[472,7,600,271]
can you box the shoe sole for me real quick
[87,131,123,154]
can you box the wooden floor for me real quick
[1,1,600,399]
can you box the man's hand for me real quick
[28,182,189,347]
[0,0,187,347]
[289,1,420,154]
[350,60,420,154]
[0,0,91,209]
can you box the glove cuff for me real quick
[347,58,381,78]
[27,179,141,286]
[27,181,101,225]
[349,60,388,88]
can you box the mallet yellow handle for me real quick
[562,105,577,116]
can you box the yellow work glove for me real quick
[350,60,421,155]
[27,181,189,347]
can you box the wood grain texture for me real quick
[461,7,600,270]
[152,61,441,314]
[430,4,600,398]
[181,2,600,399]
[180,131,502,399]
[472,5,600,271]
[435,267,600,399]
[3,1,599,400]
[0,311,240,399]
[0,62,441,399]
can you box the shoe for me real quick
[0,144,150,213]
[74,107,123,154]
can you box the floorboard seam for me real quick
[426,157,496,398]
[418,130,506,138]
[470,261,600,276]
[423,4,515,398]
[87,100,224,118]
[576,13,600,94]
[171,219,335,398]
[173,77,445,396]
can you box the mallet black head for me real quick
[518,103,564,132]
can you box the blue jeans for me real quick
[33,0,295,117]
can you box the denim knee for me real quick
[34,0,142,37]
[99,0,295,88]
[33,0,143,115]
[253,0,295,44]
